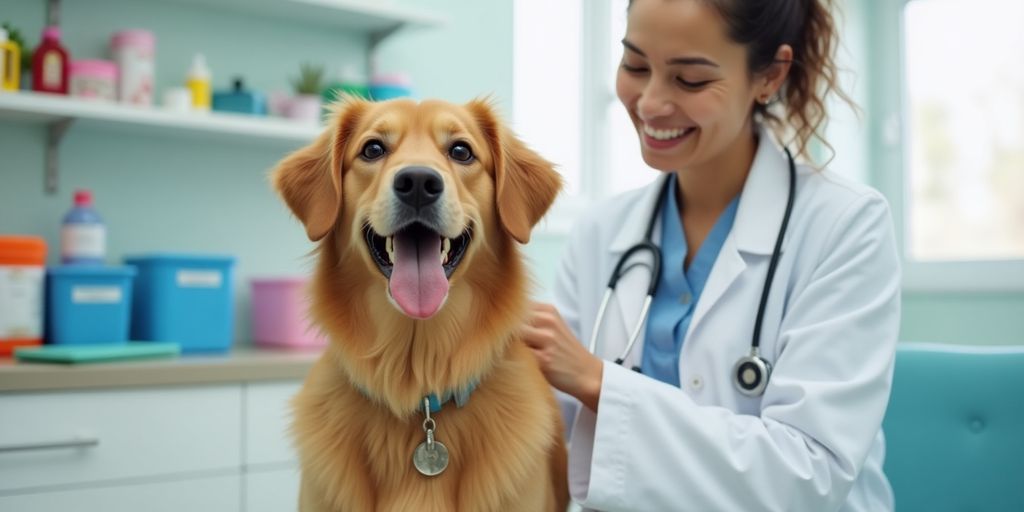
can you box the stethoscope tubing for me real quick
[588,146,796,395]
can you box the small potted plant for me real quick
[287,62,324,124]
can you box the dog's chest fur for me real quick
[292,343,561,512]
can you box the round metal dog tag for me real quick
[413,440,449,476]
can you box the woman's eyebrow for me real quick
[622,38,719,68]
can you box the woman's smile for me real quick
[641,124,697,150]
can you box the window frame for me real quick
[871,0,1024,292]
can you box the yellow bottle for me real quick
[0,28,21,92]
[186,53,211,110]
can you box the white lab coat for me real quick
[553,131,901,512]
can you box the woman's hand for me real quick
[521,302,604,412]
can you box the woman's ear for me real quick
[758,44,794,103]
[270,98,368,241]
[467,99,563,244]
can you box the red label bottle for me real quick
[32,26,69,94]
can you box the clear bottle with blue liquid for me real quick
[60,189,106,265]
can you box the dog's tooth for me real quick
[385,236,395,264]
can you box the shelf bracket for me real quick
[368,25,404,76]
[47,0,62,26]
[45,118,72,195]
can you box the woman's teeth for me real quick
[644,125,691,141]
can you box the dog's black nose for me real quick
[393,167,444,209]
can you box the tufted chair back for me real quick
[883,343,1024,511]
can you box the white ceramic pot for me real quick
[286,94,322,124]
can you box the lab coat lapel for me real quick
[687,129,790,338]
[603,175,669,368]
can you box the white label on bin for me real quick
[72,286,123,304]
[0,266,44,338]
[177,270,222,288]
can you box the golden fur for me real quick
[271,97,569,511]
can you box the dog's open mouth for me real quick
[364,223,472,319]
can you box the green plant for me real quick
[290,62,325,96]
[1,22,31,72]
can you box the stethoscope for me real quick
[587,147,796,397]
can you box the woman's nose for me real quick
[636,81,674,120]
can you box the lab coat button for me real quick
[689,376,703,390]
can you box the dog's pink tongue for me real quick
[390,231,448,319]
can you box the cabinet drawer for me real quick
[0,473,241,512]
[0,385,242,492]
[244,380,301,466]
[245,466,299,512]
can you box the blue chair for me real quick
[883,343,1024,511]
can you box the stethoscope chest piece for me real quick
[732,349,772,397]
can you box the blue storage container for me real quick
[124,253,236,353]
[46,266,136,345]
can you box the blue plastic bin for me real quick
[46,266,136,345]
[124,253,236,353]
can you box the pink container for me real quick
[69,60,118,101]
[251,278,327,350]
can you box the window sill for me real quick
[902,260,1024,293]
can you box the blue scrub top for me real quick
[640,174,740,386]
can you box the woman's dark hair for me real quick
[629,0,856,160]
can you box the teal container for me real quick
[212,78,266,116]
[124,253,235,353]
[46,265,136,345]
[369,73,412,101]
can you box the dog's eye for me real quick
[360,140,387,161]
[448,142,474,163]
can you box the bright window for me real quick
[513,0,656,220]
[903,0,1024,261]
[512,0,583,197]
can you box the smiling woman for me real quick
[520,0,903,511]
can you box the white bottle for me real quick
[60,189,106,265]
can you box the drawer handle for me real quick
[0,437,100,453]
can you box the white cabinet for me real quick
[0,473,241,512]
[243,380,303,511]
[0,379,304,511]
[245,467,301,512]
[244,381,302,466]
[0,385,241,493]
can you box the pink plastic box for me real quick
[251,278,327,349]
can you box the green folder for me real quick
[14,342,181,364]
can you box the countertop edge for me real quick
[0,348,320,393]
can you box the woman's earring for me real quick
[759,95,772,106]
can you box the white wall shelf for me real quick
[0,92,322,143]
[164,0,445,48]
[0,92,323,193]
[18,0,446,195]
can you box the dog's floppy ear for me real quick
[271,98,367,241]
[467,99,562,244]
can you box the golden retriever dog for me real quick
[271,97,569,511]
